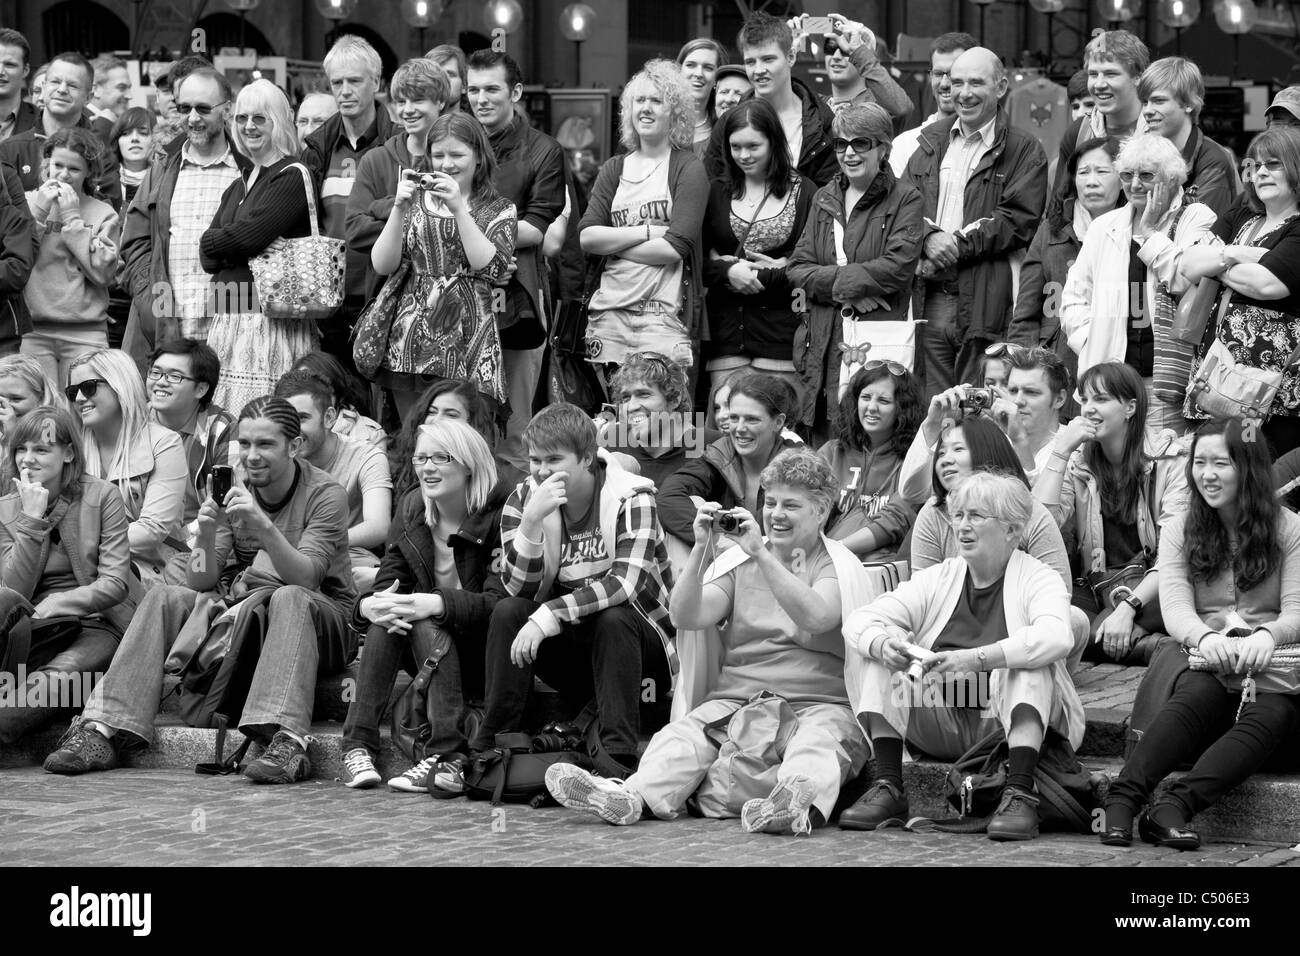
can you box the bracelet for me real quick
[1052,450,1070,461]
[645,222,651,242]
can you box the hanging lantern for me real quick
[1157,0,1200,26]
[403,0,444,29]
[1214,0,1258,31]
[1029,0,1068,12]
[560,3,596,41]
[314,0,357,20]
[1097,0,1143,20]
[484,0,524,34]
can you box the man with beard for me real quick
[119,67,247,355]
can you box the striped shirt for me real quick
[168,143,240,341]
[935,115,997,234]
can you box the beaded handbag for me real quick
[249,163,346,320]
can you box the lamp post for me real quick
[403,0,445,52]
[1157,0,1200,55]
[225,0,261,53]
[1097,0,1143,28]
[485,0,525,38]
[969,0,997,46]
[315,0,357,49]
[561,4,596,87]
[1028,0,1066,72]
[1215,0,1258,76]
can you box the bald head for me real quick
[949,47,1008,130]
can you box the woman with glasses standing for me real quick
[1179,127,1300,458]
[787,103,923,444]
[200,79,315,414]
[339,418,506,793]
[820,360,923,560]
[1060,133,1215,434]
[703,98,815,408]
[65,349,186,583]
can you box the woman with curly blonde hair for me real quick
[579,59,709,378]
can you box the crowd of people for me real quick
[0,12,1297,851]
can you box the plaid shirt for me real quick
[168,143,240,340]
[500,476,676,670]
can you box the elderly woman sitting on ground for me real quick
[546,447,872,835]
[839,471,1085,841]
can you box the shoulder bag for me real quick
[249,162,346,320]
[834,216,914,400]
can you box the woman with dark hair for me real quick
[1007,136,1124,420]
[106,106,156,350]
[787,102,923,440]
[1180,126,1300,458]
[658,372,801,545]
[1035,361,1189,664]
[291,351,385,451]
[1101,418,1300,850]
[911,414,1071,587]
[369,111,516,422]
[388,377,508,498]
[819,360,922,559]
[677,38,728,158]
[703,97,816,402]
[0,405,135,744]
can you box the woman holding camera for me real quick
[1101,418,1300,850]
[546,447,869,834]
[1059,133,1216,433]
[819,361,923,560]
[1034,361,1189,664]
[339,418,506,793]
[0,405,136,744]
[370,112,516,423]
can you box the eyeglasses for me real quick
[234,113,270,128]
[65,379,110,402]
[1117,170,1158,184]
[862,359,908,376]
[929,69,952,81]
[1255,158,1285,174]
[832,137,880,155]
[147,367,197,386]
[176,101,227,116]
[411,452,457,467]
[951,509,997,527]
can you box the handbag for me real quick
[1073,471,1166,634]
[248,163,346,321]
[1187,637,1300,696]
[462,733,592,807]
[1188,337,1300,421]
[1152,207,1199,405]
[389,628,453,764]
[545,299,605,413]
[833,218,914,400]
[1170,276,1220,346]
[691,691,799,819]
[351,260,411,379]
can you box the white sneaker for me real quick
[341,748,381,789]
[388,755,440,793]
[545,763,642,826]
[741,775,817,836]
[430,758,468,794]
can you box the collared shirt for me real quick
[87,103,116,123]
[889,111,942,177]
[168,141,241,340]
[935,115,997,234]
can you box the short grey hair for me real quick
[759,447,838,519]
[1116,132,1189,186]
[949,471,1032,539]
[324,35,382,86]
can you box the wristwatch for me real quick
[1122,594,1144,615]
[975,647,988,671]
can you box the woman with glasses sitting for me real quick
[1060,133,1216,434]
[66,349,186,584]
[819,360,923,560]
[788,103,923,443]
[338,418,507,793]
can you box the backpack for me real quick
[940,726,1100,833]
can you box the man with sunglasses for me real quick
[146,338,235,529]
[120,67,248,356]
[813,15,912,128]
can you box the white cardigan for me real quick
[1060,198,1217,377]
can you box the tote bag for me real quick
[834,218,914,401]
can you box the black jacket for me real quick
[0,161,33,345]
[703,78,838,187]
[353,483,509,634]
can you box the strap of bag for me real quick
[832,217,848,267]
[492,748,512,805]
[194,713,255,776]
[284,162,322,239]
[733,189,770,256]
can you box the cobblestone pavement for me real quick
[1,767,1298,867]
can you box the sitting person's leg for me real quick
[743,702,869,835]
[839,655,920,830]
[470,596,545,752]
[45,584,204,773]
[239,585,355,784]
[580,604,667,768]
[548,699,743,826]
[0,621,118,745]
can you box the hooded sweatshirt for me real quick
[23,188,118,335]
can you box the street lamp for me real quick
[1157,0,1200,54]
[403,0,445,53]
[561,3,596,87]
[225,0,260,53]
[314,0,358,20]
[1028,0,1066,70]
[484,0,525,35]
[1097,0,1143,27]
[968,0,997,46]
[1215,0,1258,75]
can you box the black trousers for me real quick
[1107,668,1300,819]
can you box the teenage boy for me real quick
[815,15,912,127]
[438,403,675,789]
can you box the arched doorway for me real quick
[328,23,398,84]
[42,0,129,57]
[196,12,277,57]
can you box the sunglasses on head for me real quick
[862,359,908,376]
[65,378,110,403]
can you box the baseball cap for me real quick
[1267,86,1300,121]
[716,64,748,82]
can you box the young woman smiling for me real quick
[677,38,727,158]
[0,355,61,444]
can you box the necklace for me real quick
[621,155,667,185]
